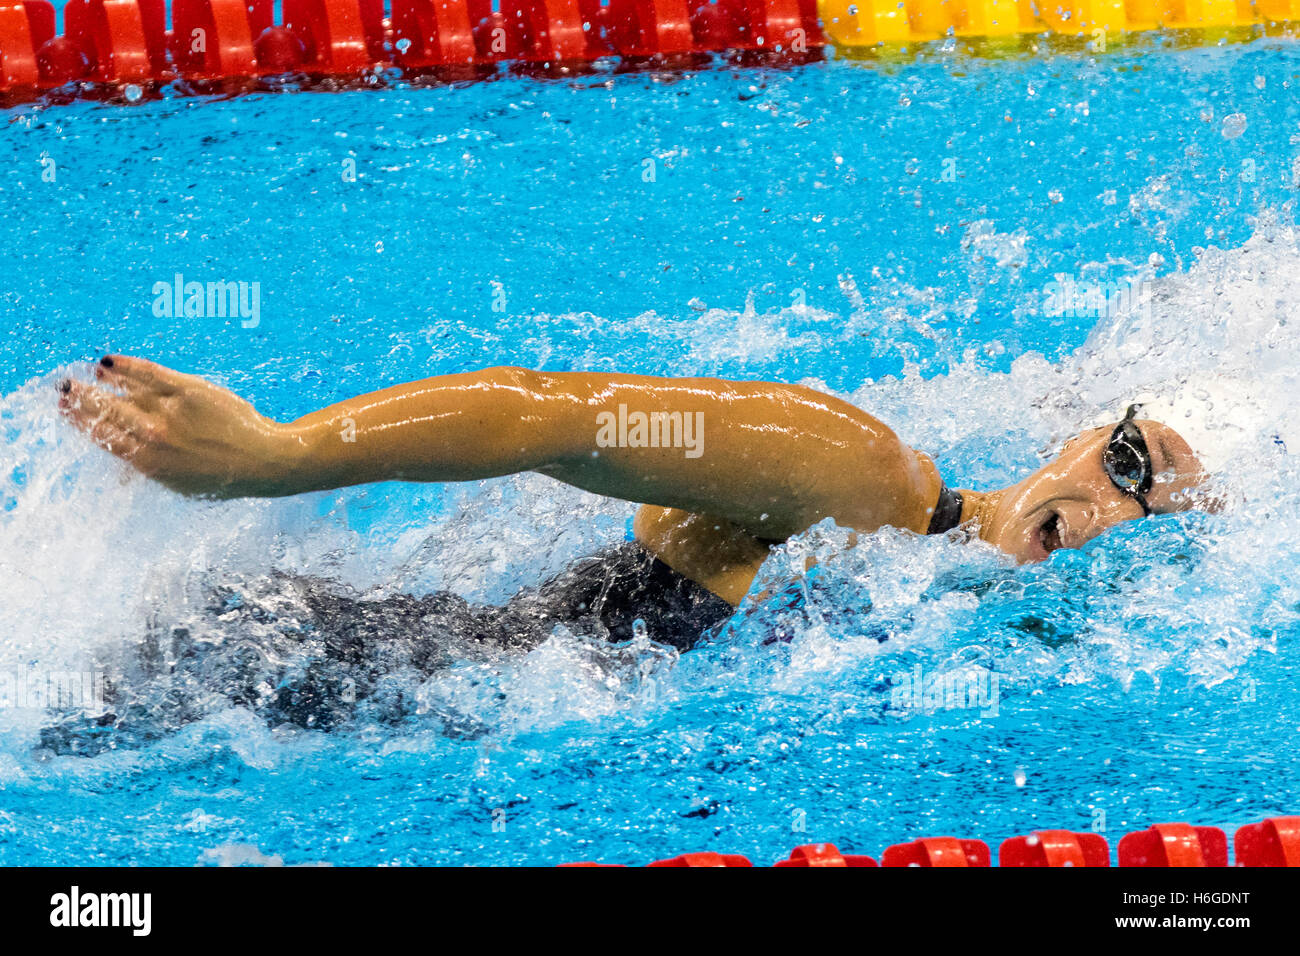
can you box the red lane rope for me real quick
[558,816,1300,867]
[0,0,824,97]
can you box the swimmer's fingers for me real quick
[95,355,184,402]
[94,362,165,411]
[91,421,145,463]
[58,379,114,430]
[58,380,153,461]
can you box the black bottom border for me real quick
[1,865,1286,940]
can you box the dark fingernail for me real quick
[100,356,114,368]
[59,379,72,394]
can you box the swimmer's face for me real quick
[980,419,1206,563]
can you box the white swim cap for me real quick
[1088,374,1295,475]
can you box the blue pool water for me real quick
[3,36,1300,865]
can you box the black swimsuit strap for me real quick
[927,481,964,535]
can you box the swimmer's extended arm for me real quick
[61,357,941,540]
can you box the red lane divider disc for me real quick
[0,0,56,89]
[648,851,753,867]
[1118,823,1228,867]
[515,0,589,63]
[65,0,167,82]
[470,7,523,61]
[391,0,477,68]
[881,837,991,867]
[1234,816,1300,867]
[171,0,270,78]
[690,0,746,49]
[557,861,628,867]
[773,843,878,867]
[282,0,380,73]
[634,0,696,56]
[744,0,803,49]
[999,830,1111,867]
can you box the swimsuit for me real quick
[40,541,735,747]
[257,481,966,721]
[492,540,734,652]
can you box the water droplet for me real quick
[124,84,142,103]
[1221,113,1247,140]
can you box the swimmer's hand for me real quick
[58,356,301,498]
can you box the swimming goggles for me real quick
[1103,404,1154,516]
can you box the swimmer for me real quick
[57,356,1209,655]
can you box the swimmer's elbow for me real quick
[481,365,546,394]
[467,366,622,474]
[480,366,580,466]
